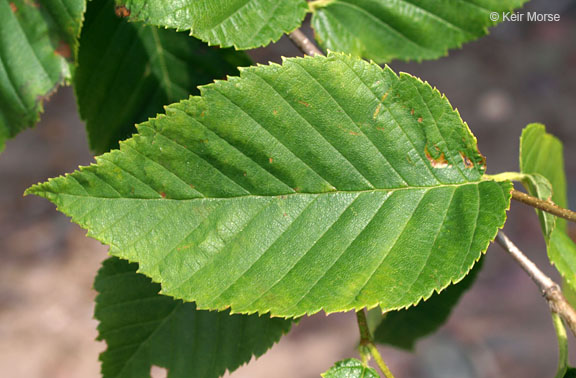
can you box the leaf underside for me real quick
[321,358,380,378]
[0,0,84,152]
[96,257,293,378]
[114,0,309,49]
[28,53,511,318]
[374,257,483,350]
[520,123,567,231]
[519,123,576,293]
[311,0,528,63]
[520,172,555,240]
[76,0,251,154]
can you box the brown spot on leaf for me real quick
[160,192,166,198]
[406,155,414,165]
[298,100,310,107]
[373,104,382,119]
[9,2,17,12]
[269,157,273,164]
[273,110,278,115]
[54,41,71,58]
[410,109,415,115]
[425,145,451,168]
[382,92,389,101]
[294,187,301,192]
[177,243,193,251]
[477,148,487,169]
[418,117,423,123]
[115,5,130,17]
[460,152,475,169]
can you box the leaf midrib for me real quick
[40,180,492,201]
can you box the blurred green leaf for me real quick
[0,0,84,152]
[114,0,308,49]
[322,358,379,378]
[520,123,567,231]
[96,257,293,378]
[76,0,251,153]
[311,0,528,63]
[519,123,575,293]
[520,173,555,239]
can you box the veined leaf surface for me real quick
[519,124,576,293]
[373,258,482,350]
[311,0,528,63]
[96,257,293,378]
[76,0,251,153]
[0,0,84,152]
[114,0,308,49]
[28,53,511,317]
[321,358,379,378]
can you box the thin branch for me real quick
[496,231,576,337]
[356,310,395,378]
[288,29,323,57]
[512,189,576,224]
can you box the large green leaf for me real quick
[373,257,482,350]
[310,0,528,63]
[28,53,511,317]
[321,358,380,378]
[519,124,576,292]
[0,0,84,152]
[113,0,309,49]
[96,257,293,378]
[76,0,251,154]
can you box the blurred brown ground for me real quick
[1,1,576,377]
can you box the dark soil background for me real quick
[1,1,575,377]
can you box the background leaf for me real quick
[28,53,511,318]
[373,258,483,351]
[519,124,576,293]
[520,173,555,239]
[321,358,380,378]
[549,231,576,294]
[311,0,528,63]
[0,0,84,152]
[96,257,293,378]
[76,0,251,153]
[520,123,568,231]
[114,0,309,49]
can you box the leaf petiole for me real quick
[356,310,395,378]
